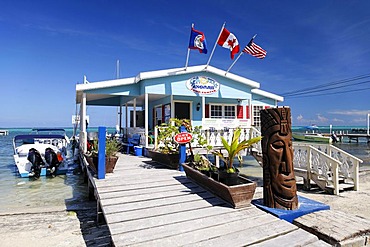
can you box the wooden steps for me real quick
[295,168,355,195]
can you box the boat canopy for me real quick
[31,128,66,133]
[13,134,66,142]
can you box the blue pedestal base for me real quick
[252,195,330,223]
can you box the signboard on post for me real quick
[72,115,89,125]
[174,132,193,144]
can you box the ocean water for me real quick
[0,128,87,213]
[0,127,369,213]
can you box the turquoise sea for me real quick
[0,126,369,213]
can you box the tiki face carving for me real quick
[261,107,298,210]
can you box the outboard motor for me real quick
[44,147,61,177]
[27,148,44,179]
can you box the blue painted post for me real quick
[178,125,186,172]
[97,126,106,179]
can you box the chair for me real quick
[124,134,141,154]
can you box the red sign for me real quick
[173,132,193,144]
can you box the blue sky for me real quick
[1,0,369,128]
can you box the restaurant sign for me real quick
[186,76,220,95]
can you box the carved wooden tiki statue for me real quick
[260,106,298,210]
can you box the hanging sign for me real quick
[186,76,220,95]
[173,132,193,144]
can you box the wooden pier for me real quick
[335,132,370,143]
[84,153,330,246]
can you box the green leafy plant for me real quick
[156,118,200,154]
[212,128,262,173]
[105,139,121,157]
[86,138,121,157]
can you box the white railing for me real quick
[293,142,362,194]
[293,144,339,194]
[154,126,262,155]
[199,126,262,156]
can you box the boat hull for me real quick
[292,133,332,144]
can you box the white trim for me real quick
[251,88,284,102]
[76,65,260,91]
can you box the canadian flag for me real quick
[217,27,240,59]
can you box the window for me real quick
[210,104,235,119]
[253,105,264,128]
[224,105,235,119]
[210,105,222,118]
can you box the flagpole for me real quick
[205,22,226,70]
[225,34,258,75]
[185,23,194,71]
[225,52,243,75]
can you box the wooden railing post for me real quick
[178,125,187,172]
[332,162,339,195]
[305,145,312,190]
[354,160,360,191]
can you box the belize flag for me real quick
[188,27,208,54]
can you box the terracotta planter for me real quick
[182,163,256,208]
[84,155,118,173]
[84,155,98,173]
[147,150,179,169]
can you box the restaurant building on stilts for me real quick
[75,64,283,152]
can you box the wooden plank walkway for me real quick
[86,153,330,246]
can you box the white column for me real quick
[119,102,122,133]
[125,103,128,138]
[80,92,87,153]
[133,98,137,128]
[145,93,149,148]
[170,95,174,118]
[243,100,246,119]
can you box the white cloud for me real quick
[317,114,329,123]
[328,109,370,116]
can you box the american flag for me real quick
[243,39,267,59]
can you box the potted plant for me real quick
[148,118,196,169]
[190,153,218,177]
[84,138,121,173]
[182,128,262,208]
[105,139,121,173]
[212,128,262,185]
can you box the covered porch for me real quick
[75,65,283,153]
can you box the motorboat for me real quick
[13,133,74,178]
[292,132,333,144]
[292,125,334,144]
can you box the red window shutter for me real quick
[205,104,209,118]
[237,105,243,119]
[245,105,250,119]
